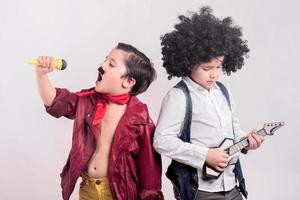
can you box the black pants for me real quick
[195,186,243,200]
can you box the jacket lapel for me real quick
[109,96,148,174]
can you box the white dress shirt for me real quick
[153,76,246,192]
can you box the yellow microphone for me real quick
[27,59,67,70]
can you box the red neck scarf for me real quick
[76,90,130,125]
[92,93,130,125]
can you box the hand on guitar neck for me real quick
[203,122,284,179]
[244,129,264,150]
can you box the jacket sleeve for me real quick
[136,122,164,200]
[45,88,78,120]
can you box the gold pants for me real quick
[79,172,113,200]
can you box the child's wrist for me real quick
[35,67,48,76]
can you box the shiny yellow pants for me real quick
[79,173,113,200]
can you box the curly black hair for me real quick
[161,6,250,79]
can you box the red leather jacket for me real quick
[46,88,163,200]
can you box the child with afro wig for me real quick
[154,6,264,200]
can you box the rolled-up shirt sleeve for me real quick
[45,88,78,120]
[153,88,208,170]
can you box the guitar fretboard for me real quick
[225,128,267,156]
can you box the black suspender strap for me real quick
[216,81,248,198]
[175,80,193,142]
[165,80,198,200]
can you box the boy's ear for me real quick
[122,76,136,89]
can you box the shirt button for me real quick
[95,180,101,185]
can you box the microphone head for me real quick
[60,59,67,70]
[53,59,67,70]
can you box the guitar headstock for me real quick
[263,122,285,135]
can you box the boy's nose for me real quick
[100,60,107,67]
[210,72,216,79]
[210,69,219,79]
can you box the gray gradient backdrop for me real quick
[1,0,299,199]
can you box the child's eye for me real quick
[109,63,116,68]
[203,68,210,71]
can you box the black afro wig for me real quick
[161,6,250,79]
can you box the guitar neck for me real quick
[226,128,267,156]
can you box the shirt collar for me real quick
[183,76,219,94]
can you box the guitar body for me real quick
[203,138,240,179]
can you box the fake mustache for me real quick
[97,67,105,81]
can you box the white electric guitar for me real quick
[203,122,284,179]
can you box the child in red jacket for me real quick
[34,43,164,200]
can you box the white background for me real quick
[1,0,299,199]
